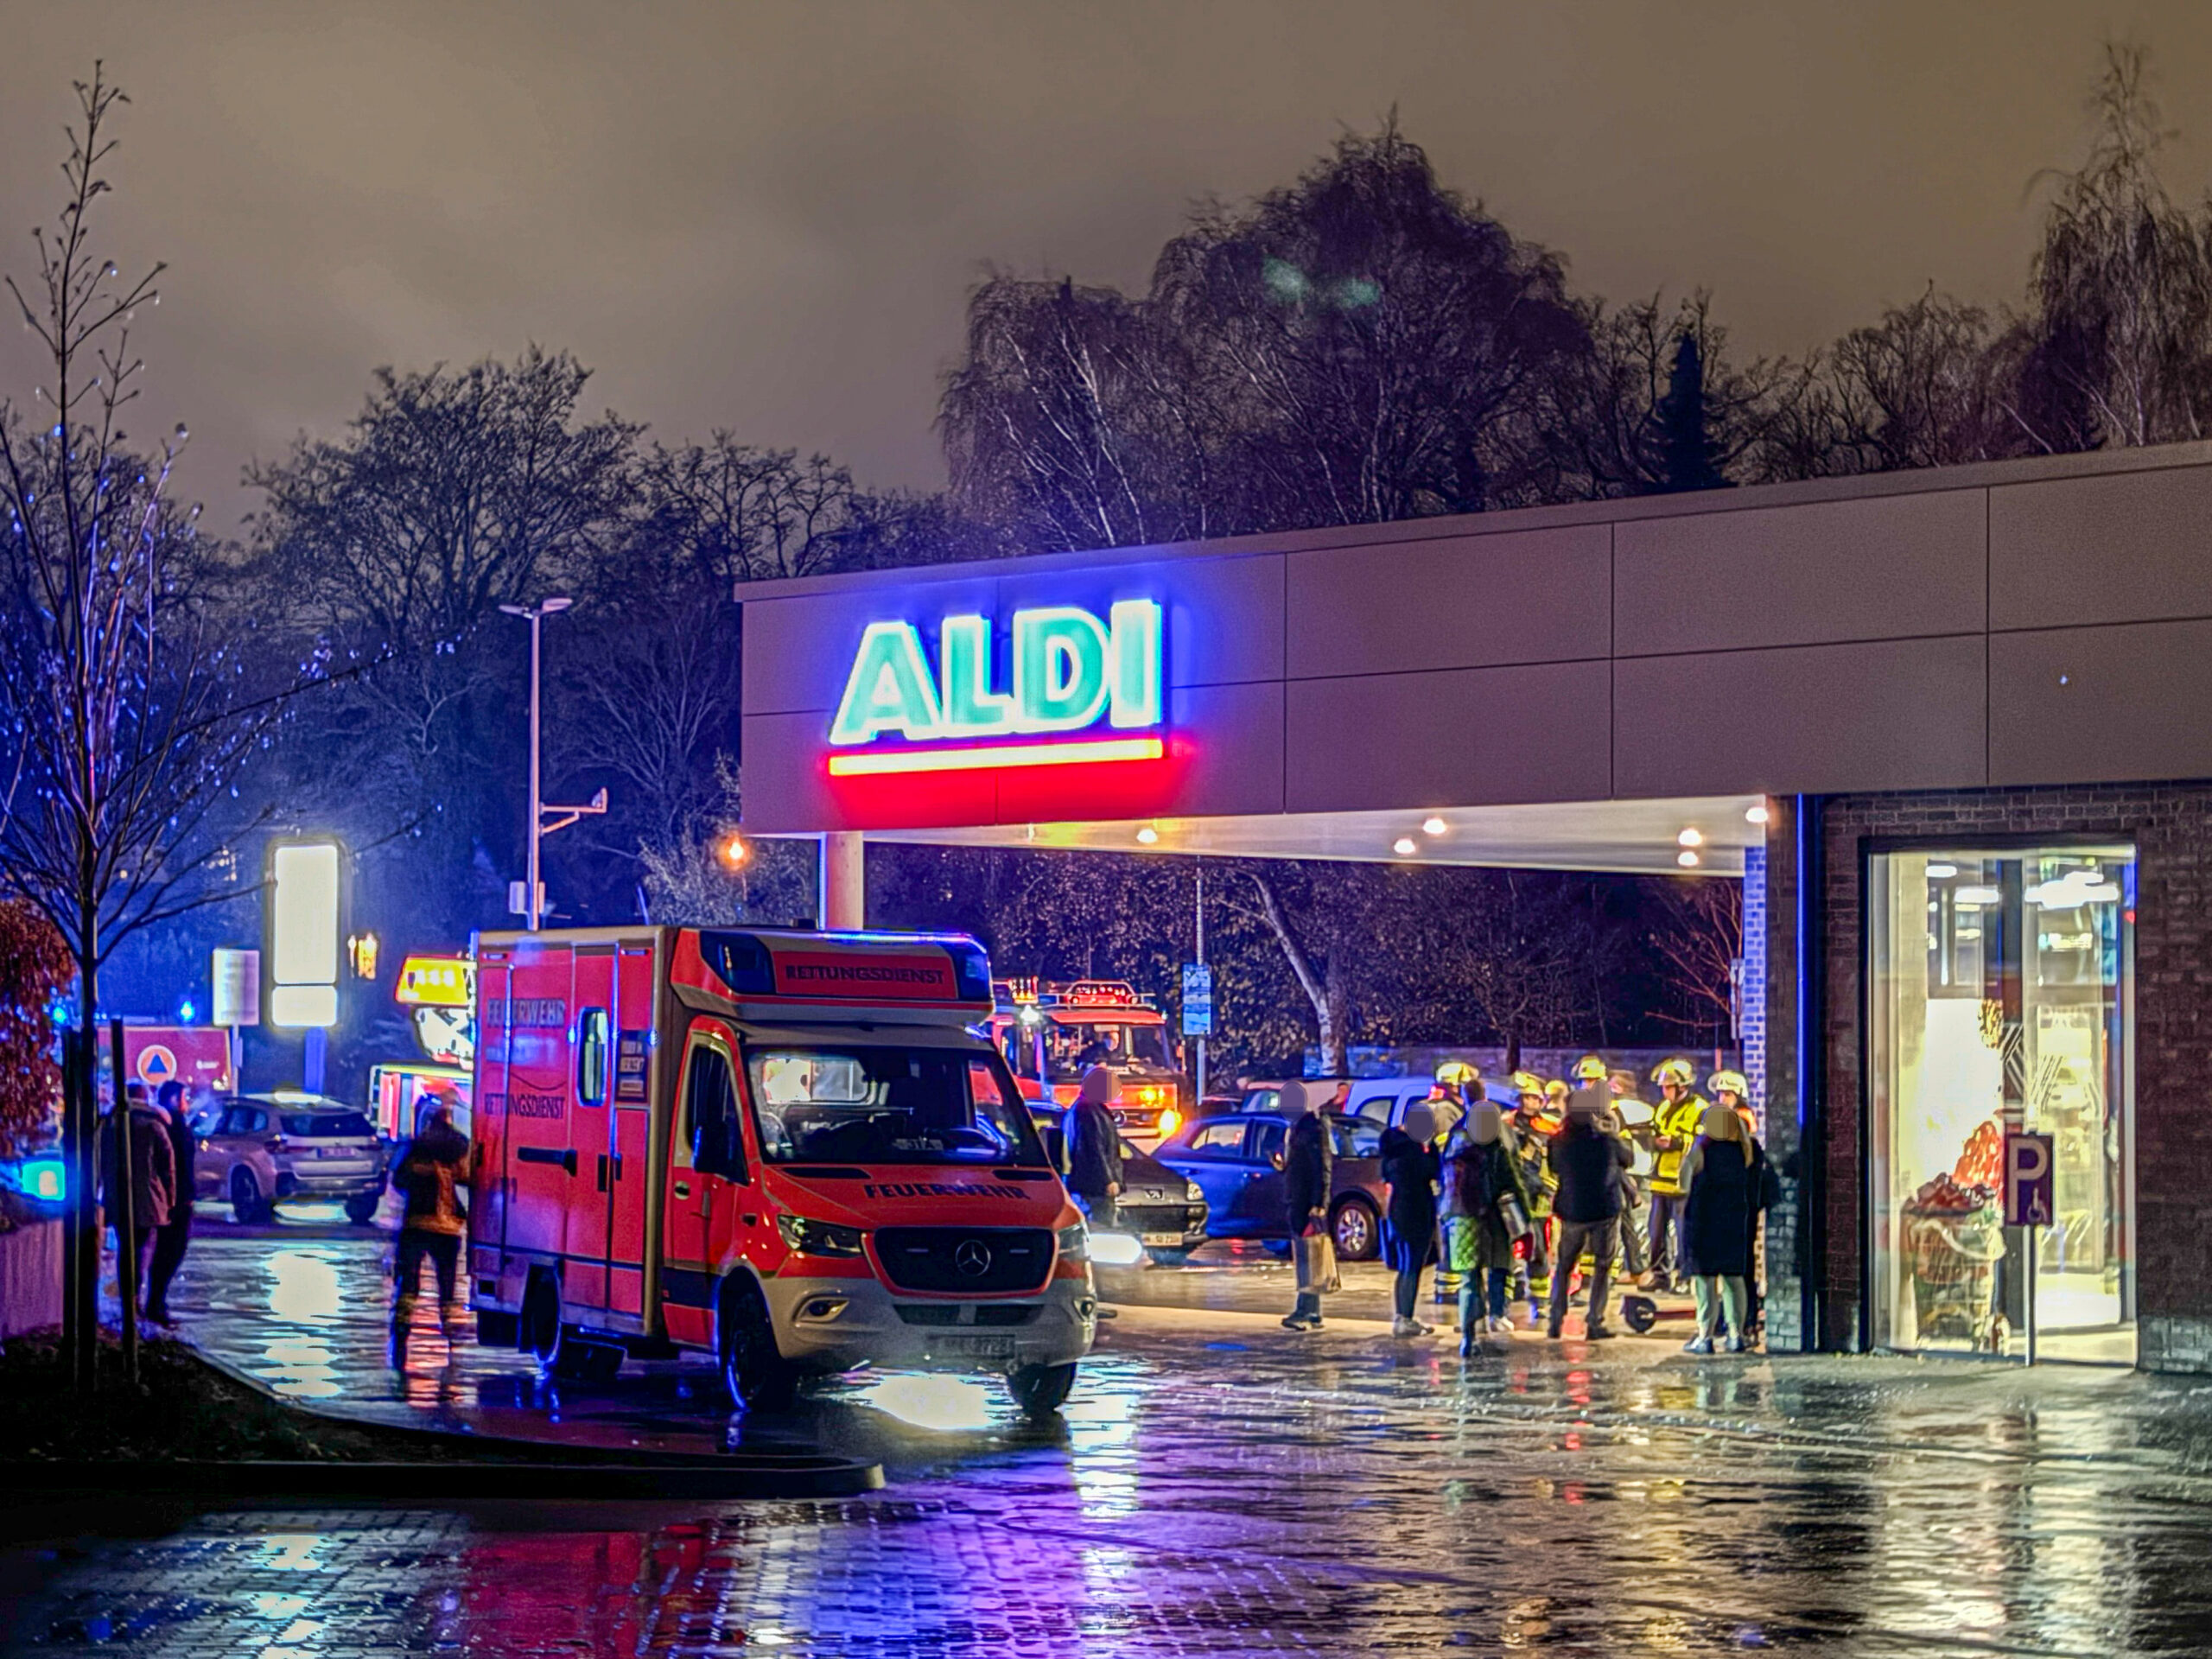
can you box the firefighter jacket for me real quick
[1649,1092,1709,1197]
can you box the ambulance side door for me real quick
[606,941,656,1319]
[472,954,512,1268]
[501,944,575,1264]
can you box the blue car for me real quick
[1150,1112,1388,1262]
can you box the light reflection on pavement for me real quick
[12,1228,2212,1653]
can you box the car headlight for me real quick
[778,1214,865,1257]
[1057,1223,1090,1263]
[1185,1180,1204,1203]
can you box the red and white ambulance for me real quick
[469,925,1098,1414]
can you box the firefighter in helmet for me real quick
[1641,1058,1708,1293]
[1709,1071,1756,1138]
[1508,1070,1556,1322]
[1606,1065,1657,1280]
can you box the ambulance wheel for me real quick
[343,1194,381,1225]
[1621,1294,1658,1334]
[230,1168,270,1226]
[1007,1361,1077,1419]
[717,1278,796,1412]
[521,1274,565,1366]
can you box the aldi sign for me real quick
[828,601,1163,776]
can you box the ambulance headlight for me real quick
[1156,1106,1182,1138]
[1057,1223,1090,1263]
[778,1214,865,1257]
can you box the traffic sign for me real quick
[212,948,259,1028]
[2005,1132,2056,1228]
[1180,963,1213,1036]
[136,1044,177,1087]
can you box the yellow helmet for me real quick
[1509,1070,1545,1096]
[1709,1070,1749,1100]
[1435,1059,1481,1086]
[1572,1053,1608,1083]
[1651,1058,1696,1087]
[1543,1079,1569,1103]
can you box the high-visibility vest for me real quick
[1649,1093,1709,1195]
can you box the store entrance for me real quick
[1867,844,2136,1363]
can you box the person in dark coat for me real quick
[1678,1103,1768,1354]
[389,1103,473,1363]
[1061,1065,1125,1228]
[99,1083,177,1318]
[1440,1104,1532,1354]
[1378,1106,1440,1337]
[1543,1096,1631,1340]
[1280,1082,1332,1331]
[143,1080,197,1324]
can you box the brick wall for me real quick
[1815,782,2212,1373]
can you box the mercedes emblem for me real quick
[954,1238,993,1277]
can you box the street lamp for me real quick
[499,597,571,931]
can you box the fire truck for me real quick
[469,925,1097,1415]
[990,979,1186,1147]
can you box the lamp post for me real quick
[499,596,571,931]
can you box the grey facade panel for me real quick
[1614,490,1986,658]
[1613,635,1987,798]
[1992,466,2212,632]
[995,551,1286,689]
[1284,660,1611,813]
[1990,619,2212,785]
[1284,524,1610,677]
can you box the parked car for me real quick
[190,1092,386,1224]
[1151,1111,1389,1262]
[1028,1105,1210,1263]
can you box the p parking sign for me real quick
[2005,1132,2056,1228]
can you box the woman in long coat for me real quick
[1679,1103,1770,1354]
[1378,1106,1440,1338]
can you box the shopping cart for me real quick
[1905,1207,2005,1348]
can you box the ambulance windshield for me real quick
[747,1046,1052,1167]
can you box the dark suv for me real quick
[1150,1112,1388,1262]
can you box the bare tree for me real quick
[636,435,864,585]
[1649,877,1743,1039]
[0,70,332,1381]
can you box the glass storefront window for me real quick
[1867,845,2135,1363]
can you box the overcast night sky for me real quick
[5,0,2212,537]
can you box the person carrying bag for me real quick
[1280,1081,1334,1331]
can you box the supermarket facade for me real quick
[737,440,2212,1373]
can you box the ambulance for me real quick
[990,979,1186,1147]
[469,925,1098,1414]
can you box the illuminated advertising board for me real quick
[828,601,1163,776]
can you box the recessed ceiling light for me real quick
[1676,849,1701,868]
[1421,817,1447,836]
[1135,826,1159,845]
[1745,804,1770,826]
[1393,837,1418,856]
[1678,828,1704,849]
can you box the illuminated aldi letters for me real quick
[830,601,1162,775]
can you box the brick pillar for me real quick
[1758,798,1810,1354]
[1740,843,1768,1112]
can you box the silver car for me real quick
[191,1092,386,1224]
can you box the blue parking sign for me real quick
[2005,1133,2056,1228]
[1180,963,1213,1036]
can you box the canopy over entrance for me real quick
[865,794,1763,877]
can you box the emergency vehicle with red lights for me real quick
[469,926,1097,1414]
[990,978,1186,1147]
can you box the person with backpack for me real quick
[1439,1103,1534,1355]
[387,1102,472,1364]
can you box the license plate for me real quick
[1141,1232,1182,1246]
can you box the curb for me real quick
[171,1342,884,1498]
[0,1457,880,1501]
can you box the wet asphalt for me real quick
[5,1214,2212,1654]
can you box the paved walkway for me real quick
[10,1227,2212,1653]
